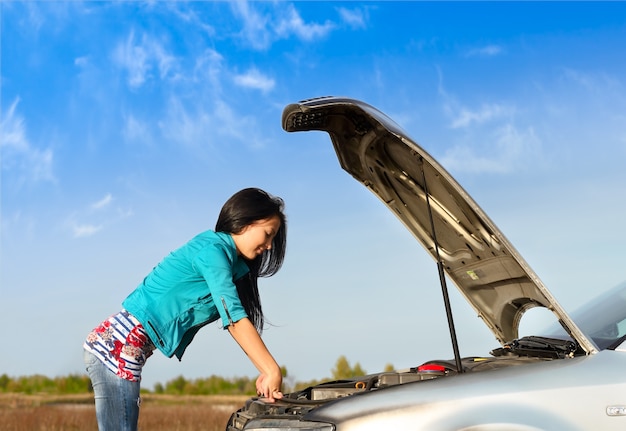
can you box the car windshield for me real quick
[542,281,626,350]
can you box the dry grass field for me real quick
[0,393,248,431]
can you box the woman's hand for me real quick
[256,373,283,402]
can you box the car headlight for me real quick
[239,418,335,431]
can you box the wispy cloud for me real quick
[229,0,272,49]
[166,2,216,37]
[91,193,113,210]
[72,223,103,238]
[274,4,334,41]
[437,68,514,129]
[450,103,513,129]
[23,1,46,34]
[561,67,623,94]
[112,30,179,88]
[160,96,268,151]
[465,44,504,58]
[159,97,218,150]
[192,48,224,88]
[231,1,334,49]
[439,123,541,174]
[68,193,132,238]
[337,6,369,30]
[0,98,56,186]
[122,114,153,146]
[233,67,275,92]
[436,69,540,174]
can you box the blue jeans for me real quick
[83,350,141,431]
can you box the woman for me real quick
[83,187,287,431]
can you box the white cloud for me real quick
[233,68,275,92]
[73,223,103,238]
[435,70,541,174]
[167,2,216,37]
[561,67,623,95]
[113,30,149,87]
[67,193,132,238]
[159,97,215,150]
[337,6,368,30]
[91,193,113,210]
[0,98,55,185]
[112,30,178,88]
[231,1,334,49]
[230,0,273,50]
[212,99,261,145]
[275,4,334,41]
[450,103,513,129]
[159,96,267,151]
[123,114,152,145]
[193,48,224,88]
[443,123,541,174]
[466,44,504,58]
[74,56,89,68]
[437,71,514,129]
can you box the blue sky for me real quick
[2,1,626,391]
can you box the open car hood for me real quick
[282,96,597,354]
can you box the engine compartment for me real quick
[298,354,549,401]
[226,337,584,430]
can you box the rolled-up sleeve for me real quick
[193,244,249,328]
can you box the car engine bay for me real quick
[226,336,583,430]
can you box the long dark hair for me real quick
[215,188,287,333]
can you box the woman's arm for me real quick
[227,317,283,402]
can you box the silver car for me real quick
[225,97,626,431]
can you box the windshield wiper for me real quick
[607,334,626,350]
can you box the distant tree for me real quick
[332,356,366,379]
[165,375,188,394]
[0,374,9,391]
[56,374,91,394]
[332,355,350,379]
[384,363,395,372]
[352,362,366,377]
[0,374,86,394]
[157,374,257,395]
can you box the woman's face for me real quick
[232,215,281,260]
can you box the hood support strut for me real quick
[420,157,464,374]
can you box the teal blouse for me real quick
[122,230,250,360]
